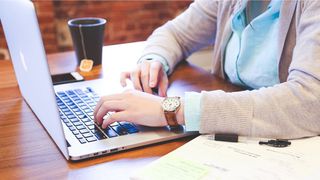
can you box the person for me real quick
[94,0,320,139]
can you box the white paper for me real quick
[132,135,320,180]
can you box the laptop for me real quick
[0,0,195,161]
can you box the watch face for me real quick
[162,97,180,112]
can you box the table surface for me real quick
[0,42,242,179]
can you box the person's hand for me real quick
[120,61,168,97]
[94,89,168,128]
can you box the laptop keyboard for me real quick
[55,87,139,144]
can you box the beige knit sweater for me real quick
[141,0,320,139]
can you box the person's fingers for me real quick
[93,94,123,118]
[149,61,162,88]
[120,72,130,87]
[102,112,128,129]
[130,66,143,91]
[158,72,168,97]
[140,63,153,94]
[95,100,125,125]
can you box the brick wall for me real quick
[34,0,59,53]
[0,0,192,60]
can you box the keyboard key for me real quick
[76,125,86,130]
[78,115,87,119]
[69,126,76,131]
[57,91,67,96]
[72,131,79,135]
[120,123,139,134]
[70,118,79,123]
[61,97,69,100]
[61,118,69,123]
[75,134,83,139]
[87,125,95,130]
[66,122,72,127]
[64,99,72,103]
[67,115,76,119]
[73,108,81,112]
[80,94,87,98]
[127,128,139,134]
[64,111,73,116]
[79,139,87,144]
[60,114,66,118]
[92,130,107,140]
[75,111,84,116]
[74,100,82,103]
[104,127,118,138]
[82,106,90,110]
[70,105,78,109]
[82,96,90,100]
[72,95,80,99]
[74,89,84,94]
[67,102,75,106]
[78,103,85,107]
[86,100,93,104]
[83,133,93,138]
[61,108,70,113]
[66,90,75,95]
[60,105,67,109]
[84,121,94,126]
[73,121,82,126]
[111,125,128,135]
[82,118,91,123]
[86,136,97,142]
[79,129,89,134]
[88,102,96,106]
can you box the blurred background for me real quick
[0,0,192,60]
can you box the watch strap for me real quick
[164,111,179,127]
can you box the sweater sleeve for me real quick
[141,0,218,74]
[198,1,320,139]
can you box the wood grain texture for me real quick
[0,42,242,179]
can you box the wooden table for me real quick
[0,42,242,179]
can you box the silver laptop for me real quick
[0,0,195,161]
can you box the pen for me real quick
[209,133,291,148]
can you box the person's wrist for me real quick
[160,97,184,126]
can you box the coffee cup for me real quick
[68,17,106,67]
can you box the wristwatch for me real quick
[161,97,181,128]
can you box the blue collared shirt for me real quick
[224,0,282,89]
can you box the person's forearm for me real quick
[198,71,320,139]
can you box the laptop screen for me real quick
[0,0,69,159]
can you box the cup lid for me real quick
[68,17,107,27]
